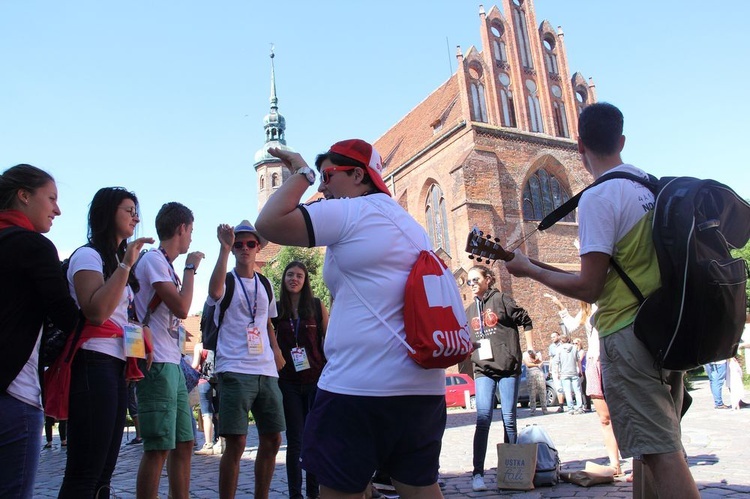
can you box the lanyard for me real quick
[289,318,301,347]
[234,270,258,325]
[475,297,486,339]
[158,247,181,287]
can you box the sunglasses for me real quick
[233,240,259,249]
[467,277,482,285]
[321,166,357,184]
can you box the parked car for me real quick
[517,362,558,408]
[445,373,475,409]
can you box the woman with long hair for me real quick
[0,164,79,498]
[466,264,534,492]
[58,187,152,498]
[274,261,329,499]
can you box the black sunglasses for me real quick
[233,240,258,249]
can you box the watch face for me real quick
[300,168,316,185]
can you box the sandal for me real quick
[43,442,52,449]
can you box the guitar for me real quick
[465,227,515,262]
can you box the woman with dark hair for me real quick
[273,261,328,499]
[465,264,534,492]
[0,164,79,498]
[58,187,152,498]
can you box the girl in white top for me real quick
[59,187,152,498]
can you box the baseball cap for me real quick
[326,139,391,197]
[234,220,267,249]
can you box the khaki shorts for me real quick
[217,372,285,436]
[600,324,684,459]
[137,362,194,451]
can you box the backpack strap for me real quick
[255,272,273,305]
[216,272,235,331]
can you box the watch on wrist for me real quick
[297,166,316,186]
[184,263,196,274]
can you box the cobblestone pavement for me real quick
[34,379,749,498]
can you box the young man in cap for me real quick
[504,103,699,498]
[257,139,446,499]
[206,220,285,499]
[134,202,204,499]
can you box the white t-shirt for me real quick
[211,271,278,377]
[7,327,43,409]
[134,249,182,364]
[301,194,445,397]
[67,247,128,361]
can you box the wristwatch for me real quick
[297,166,316,185]
[184,263,197,274]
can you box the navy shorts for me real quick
[301,390,446,493]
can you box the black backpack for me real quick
[200,271,273,351]
[541,172,750,371]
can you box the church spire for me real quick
[269,45,279,115]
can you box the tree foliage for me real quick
[261,246,331,308]
[731,240,750,311]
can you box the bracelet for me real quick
[118,262,131,272]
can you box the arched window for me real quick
[522,168,575,222]
[470,82,488,123]
[512,2,533,69]
[271,172,279,188]
[260,176,265,190]
[425,184,451,254]
[490,21,508,66]
[543,36,559,76]
[551,85,569,138]
[498,73,516,127]
[526,79,544,133]
[575,85,588,115]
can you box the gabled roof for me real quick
[374,74,462,172]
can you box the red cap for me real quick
[328,139,391,197]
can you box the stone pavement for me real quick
[34,379,749,498]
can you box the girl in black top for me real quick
[0,164,79,499]
[273,261,328,499]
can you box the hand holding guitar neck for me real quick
[465,228,515,263]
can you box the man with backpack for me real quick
[504,103,700,498]
[206,220,285,499]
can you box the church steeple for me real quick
[254,46,294,212]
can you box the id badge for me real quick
[123,323,146,359]
[177,323,187,353]
[291,347,310,372]
[246,325,263,355]
[477,338,493,360]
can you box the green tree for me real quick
[731,239,750,311]
[261,246,331,308]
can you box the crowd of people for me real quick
[1,104,743,499]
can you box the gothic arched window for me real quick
[490,21,508,66]
[526,79,544,133]
[271,173,279,188]
[551,85,569,138]
[425,184,451,254]
[512,2,533,69]
[498,73,517,127]
[522,168,575,222]
[543,35,559,76]
[468,63,488,123]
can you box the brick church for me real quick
[253,0,597,351]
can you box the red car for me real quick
[445,373,476,409]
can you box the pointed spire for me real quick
[269,44,278,112]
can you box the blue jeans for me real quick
[472,375,519,475]
[59,350,127,499]
[561,375,583,411]
[0,393,44,499]
[279,380,319,499]
[705,361,727,407]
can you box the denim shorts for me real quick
[301,390,446,493]
[217,372,285,436]
[137,362,194,451]
[600,324,684,458]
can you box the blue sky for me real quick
[2,1,748,311]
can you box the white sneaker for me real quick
[194,442,213,455]
[212,438,225,455]
[471,474,487,491]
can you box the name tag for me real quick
[247,325,263,355]
[124,323,146,358]
[291,347,310,372]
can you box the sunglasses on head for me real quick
[233,240,258,249]
[321,166,358,184]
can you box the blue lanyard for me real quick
[289,318,301,347]
[234,270,258,325]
